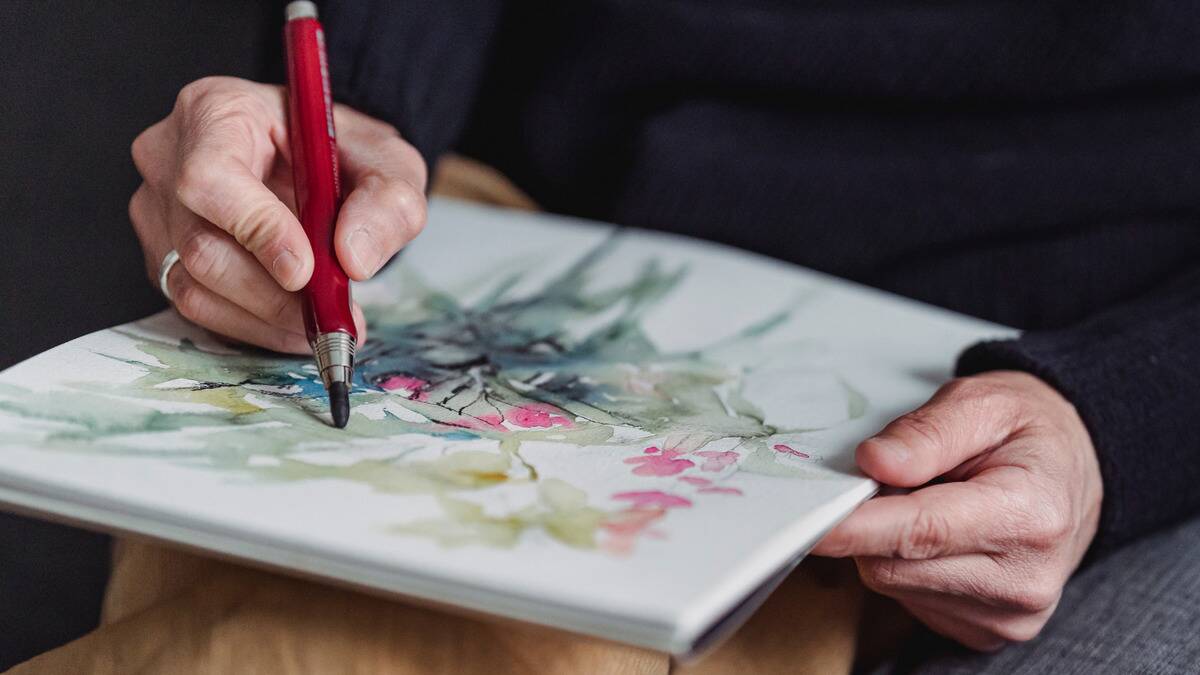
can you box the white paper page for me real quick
[0,199,1014,653]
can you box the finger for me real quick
[333,108,427,280]
[129,184,170,283]
[173,117,313,291]
[130,120,174,191]
[901,598,1008,652]
[351,302,369,346]
[169,207,305,333]
[896,591,1055,648]
[335,174,426,280]
[165,263,310,355]
[812,481,1008,559]
[853,553,1063,614]
[169,199,370,346]
[856,377,1023,487]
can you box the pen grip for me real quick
[284,14,357,343]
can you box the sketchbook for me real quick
[0,199,1011,655]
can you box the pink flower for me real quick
[603,508,663,536]
[379,375,429,401]
[601,508,666,555]
[695,450,739,472]
[611,490,693,509]
[699,486,744,496]
[450,414,506,431]
[508,403,574,429]
[773,444,810,459]
[678,476,711,486]
[624,448,694,476]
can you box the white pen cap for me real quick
[286,1,318,21]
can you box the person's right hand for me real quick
[130,76,428,353]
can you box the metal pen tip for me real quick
[312,331,355,429]
[328,381,350,428]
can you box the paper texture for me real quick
[0,199,1012,652]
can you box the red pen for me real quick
[284,1,356,428]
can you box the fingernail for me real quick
[348,228,384,277]
[272,249,303,288]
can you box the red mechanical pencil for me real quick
[284,1,356,428]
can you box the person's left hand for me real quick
[812,370,1103,651]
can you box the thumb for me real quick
[857,378,1020,487]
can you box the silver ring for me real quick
[158,249,181,301]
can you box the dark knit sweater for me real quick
[318,0,1200,555]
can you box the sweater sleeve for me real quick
[957,265,1200,555]
[318,0,506,166]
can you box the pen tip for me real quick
[329,382,350,429]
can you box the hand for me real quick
[129,76,428,353]
[812,371,1103,651]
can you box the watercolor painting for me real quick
[0,236,866,556]
[0,201,1011,652]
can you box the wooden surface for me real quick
[11,540,863,674]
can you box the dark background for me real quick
[0,1,280,667]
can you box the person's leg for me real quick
[11,538,864,675]
[884,515,1200,674]
[11,539,666,675]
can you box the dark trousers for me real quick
[877,516,1200,674]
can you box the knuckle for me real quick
[203,89,265,124]
[383,179,426,235]
[941,377,1010,414]
[940,376,989,399]
[895,411,944,452]
[392,137,428,189]
[376,175,417,212]
[130,132,153,177]
[339,108,402,145]
[897,507,950,559]
[174,76,240,112]
[1034,515,1071,551]
[174,81,201,112]
[174,157,218,207]
[368,118,403,142]
[1001,581,1061,614]
[359,174,426,244]
[174,77,218,112]
[178,230,227,283]
[229,201,286,254]
[952,373,1010,397]
[1019,498,1072,551]
[171,276,204,323]
[175,83,268,158]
